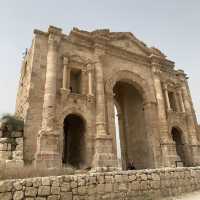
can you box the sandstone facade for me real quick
[15,26,200,170]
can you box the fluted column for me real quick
[163,84,171,112]
[92,45,118,170]
[95,55,107,136]
[62,57,68,90]
[151,63,170,167]
[87,63,93,96]
[35,26,62,168]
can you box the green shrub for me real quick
[0,114,24,132]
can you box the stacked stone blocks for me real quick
[0,167,200,200]
[0,123,24,169]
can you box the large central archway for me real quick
[113,81,152,170]
[63,114,85,169]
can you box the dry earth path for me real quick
[163,190,200,200]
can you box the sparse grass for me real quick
[0,165,76,180]
[0,113,24,132]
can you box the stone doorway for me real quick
[63,114,85,169]
[171,127,186,166]
[113,81,152,170]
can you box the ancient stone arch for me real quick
[105,70,160,169]
[14,26,200,170]
[105,70,155,104]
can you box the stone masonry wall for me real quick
[0,128,24,169]
[1,167,200,200]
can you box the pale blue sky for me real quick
[0,0,199,122]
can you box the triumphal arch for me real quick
[16,26,200,170]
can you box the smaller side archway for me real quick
[171,127,187,166]
[63,114,86,169]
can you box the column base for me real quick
[92,135,118,170]
[190,145,200,166]
[35,129,61,169]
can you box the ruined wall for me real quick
[1,167,200,200]
[0,129,24,169]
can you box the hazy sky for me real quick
[0,0,199,122]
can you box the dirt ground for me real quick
[162,190,200,200]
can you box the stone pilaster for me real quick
[35,26,62,168]
[92,45,118,171]
[163,83,171,112]
[151,59,171,167]
[62,57,69,90]
[87,63,94,96]
[178,90,185,112]
[181,82,200,165]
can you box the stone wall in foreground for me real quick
[0,167,200,200]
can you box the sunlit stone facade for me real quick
[16,26,200,170]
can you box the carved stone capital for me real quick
[86,63,94,71]
[63,57,69,65]
[48,33,61,49]
[152,65,161,75]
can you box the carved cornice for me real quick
[34,26,178,72]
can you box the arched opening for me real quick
[63,114,85,169]
[171,127,186,166]
[113,81,152,170]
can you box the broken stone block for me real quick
[16,138,23,145]
[12,151,23,160]
[15,143,23,151]
[13,190,24,200]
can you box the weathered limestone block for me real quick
[5,160,24,168]
[96,184,105,194]
[15,143,23,151]
[0,143,8,151]
[0,192,12,200]
[51,186,60,195]
[12,151,23,160]
[13,182,23,190]
[0,151,11,159]
[25,187,38,197]
[15,138,23,146]
[36,197,46,200]
[0,181,13,192]
[47,195,60,200]
[13,191,24,200]
[42,177,50,186]
[51,178,60,187]
[25,179,33,187]
[60,192,72,200]
[33,178,41,187]
[38,186,51,196]
[60,183,70,192]
[77,185,87,195]
[104,183,113,192]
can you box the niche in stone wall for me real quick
[70,69,81,94]
[168,91,177,112]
